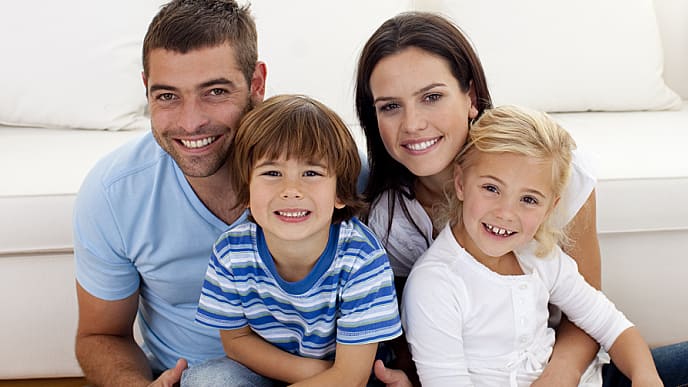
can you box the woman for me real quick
[355,11,687,387]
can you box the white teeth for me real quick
[278,211,308,218]
[406,138,439,151]
[180,136,217,149]
[485,223,515,236]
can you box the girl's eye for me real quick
[522,196,539,205]
[303,170,324,177]
[482,184,498,194]
[260,170,280,177]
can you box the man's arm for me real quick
[533,191,601,386]
[75,282,185,387]
[220,326,332,383]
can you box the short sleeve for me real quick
[552,147,597,229]
[336,249,402,344]
[73,168,139,300]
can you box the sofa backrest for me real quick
[655,0,688,99]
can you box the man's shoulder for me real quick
[83,132,168,190]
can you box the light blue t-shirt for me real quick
[196,218,402,359]
[73,132,247,371]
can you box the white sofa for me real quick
[1,0,686,380]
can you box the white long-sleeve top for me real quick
[402,225,633,387]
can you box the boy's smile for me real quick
[249,156,345,265]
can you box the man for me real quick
[73,1,266,385]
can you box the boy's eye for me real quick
[260,170,281,177]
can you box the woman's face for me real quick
[369,47,477,178]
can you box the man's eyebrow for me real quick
[148,78,238,94]
[199,78,237,90]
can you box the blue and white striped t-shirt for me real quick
[195,217,402,359]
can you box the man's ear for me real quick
[454,164,466,201]
[141,71,149,98]
[250,61,267,105]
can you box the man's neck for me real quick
[186,170,243,225]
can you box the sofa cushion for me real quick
[417,0,682,112]
[552,102,688,233]
[0,127,145,256]
[0,2,165,131]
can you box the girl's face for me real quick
[453,152,558,260]
[369,47,478,178]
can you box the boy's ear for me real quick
[334,198,346,210]
[454,164,466,201]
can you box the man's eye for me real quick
[209,88,226,96]
[156,93,176,101]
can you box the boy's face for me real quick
[453,152,558,260]
[249,155,345,251]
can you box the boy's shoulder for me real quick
[338,217,385,253]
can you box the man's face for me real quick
[143,43,264,178]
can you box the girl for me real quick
[402,105,662,386]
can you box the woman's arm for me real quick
[607,328,663,386]
[220,326,332,383]
[533,191,602,386]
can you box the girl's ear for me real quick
[454,164,466,201]
[546,196,561,216]
[334,198,346,210]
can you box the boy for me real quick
[186,95,402,386]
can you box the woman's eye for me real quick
[424,93,441,103]
[378,102,400,113]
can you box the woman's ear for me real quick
[467,82,479,120]
[454,164,466,201]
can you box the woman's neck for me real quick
[413,167,454,234]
